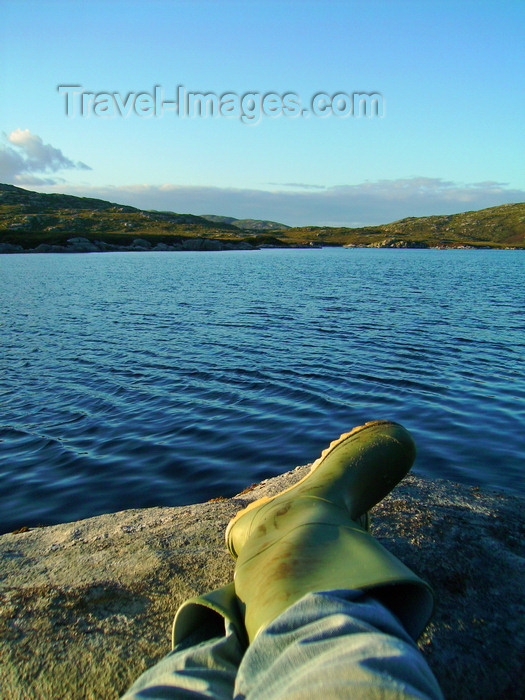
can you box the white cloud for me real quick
[0,129,91,185]
[267,182,328,190]
[46,178,525,227]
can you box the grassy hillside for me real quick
[1,183,524,249]
[0,184,246,250]
[275,203,525,248]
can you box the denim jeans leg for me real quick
[122,619,244,700]
[234,590,443,700]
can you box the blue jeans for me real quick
[123,590,443,699]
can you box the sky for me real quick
[1,0,524,227]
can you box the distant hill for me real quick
[278,203,525,248]
[0,183,523,250]
[0,183,245,248]
[201,214,290,231]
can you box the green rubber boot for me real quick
[172,582,248,648]
[225,420,434,642]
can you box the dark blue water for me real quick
[1,248,524,534]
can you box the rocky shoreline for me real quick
[0,236,258,254]
[1,467,523,699]
[1,237,519,254]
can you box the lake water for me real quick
[1,248,524,534]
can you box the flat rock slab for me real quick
[0,468,523,700]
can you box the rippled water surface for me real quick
[1,248,524,533]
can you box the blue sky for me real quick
[1,0,524,226]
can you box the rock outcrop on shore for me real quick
[0,236,257,254]
[1,468,523,700]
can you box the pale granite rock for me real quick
[66,237,101,252]
[0,469,523,699]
